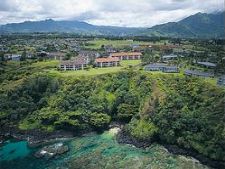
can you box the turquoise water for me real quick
[0,140,31,161]
[0,130,209,169]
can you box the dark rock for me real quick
[116,128,151,148]
[34,143,69,159]
[117,128,225,169]
[0,126,74,147]
[163,144,225,169]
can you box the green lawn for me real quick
[48,67,124,77]
[85,39,150,49]
[45,60,142,77]
[120,60,141,67]
[31,60,59,69]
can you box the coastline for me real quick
[116,128,225,169]
[1,124,225,169]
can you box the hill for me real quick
[146,11,225,38]
[0,19,142,36]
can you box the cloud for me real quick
[0,0,224,27]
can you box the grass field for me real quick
[31,60,59,69]
[28,60,220,87]
[45,60,141,77]
[120,60,141,67]
[85,39,151,49]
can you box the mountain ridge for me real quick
[146,11,225,38]
[0,11,224,38]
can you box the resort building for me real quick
[217,76,225,86]
[110,52,142,60]
[197,61,217,68]
[162,54,178,62]
[60,56,89,71]
[184,70,214,78]
[4,54,21,61]
[47,52,66,60]
[95,57,120,68]
[144,63,179,73]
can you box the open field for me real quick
[42,60,141,77]
[31,60,59,69]
[120,60,142,67]
[47,67,124,77]
[84,39,168,49]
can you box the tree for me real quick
[20,50,27,61]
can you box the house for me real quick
[132,44,152,52]
[163,66,180,73]
[151,44,177,53]
[110,52,142,60]
[79,50,100,60]
[95,57,120,67]
[4,54,21,61]
[162,54,178,61]
[197,62,217,68]
[0,45,9,52]
[184,70,214,78]
[144,63,179,73]
[104,45,116,53]
[144,63,167,71]
[47,52,66,60]
[11,54,21,61]
[60,56,89,71]
[217,76,225,86]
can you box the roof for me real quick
[162,54,178,59]
[60,56,88,65]
[184,70,214,77]
[145,63,167,68]
[79,50,99,55]
[219,75,225,80]
[110,52,142,57]
[95,57,120,63]
[11,54,21,58]
[197,62,217,67]
[145,63,178,69]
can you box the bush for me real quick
[88,112,111,129]
[127,119,159,141]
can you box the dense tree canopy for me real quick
[0,67,224,162]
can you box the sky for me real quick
[0,0,224,27]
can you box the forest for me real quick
[0,62,225,163]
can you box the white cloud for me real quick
[0,0,224,27]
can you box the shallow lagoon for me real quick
[0,129,209,169]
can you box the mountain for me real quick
[0,11,224,38]
[0,19,143,36]
[145,11,225,38]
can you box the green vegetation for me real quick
[127,119,159,141]
[126,75,225,161]
[84,39,149,49]
[0,36,225,164]
[48,67,123,77]
[0,58,225,163]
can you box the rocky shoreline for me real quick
[0,126,74,147]
[1,125,225,169]
[116,128,225,169]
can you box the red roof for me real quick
[95,57,120,63]
[110,52,142,57]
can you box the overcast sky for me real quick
[0,0,224,27]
